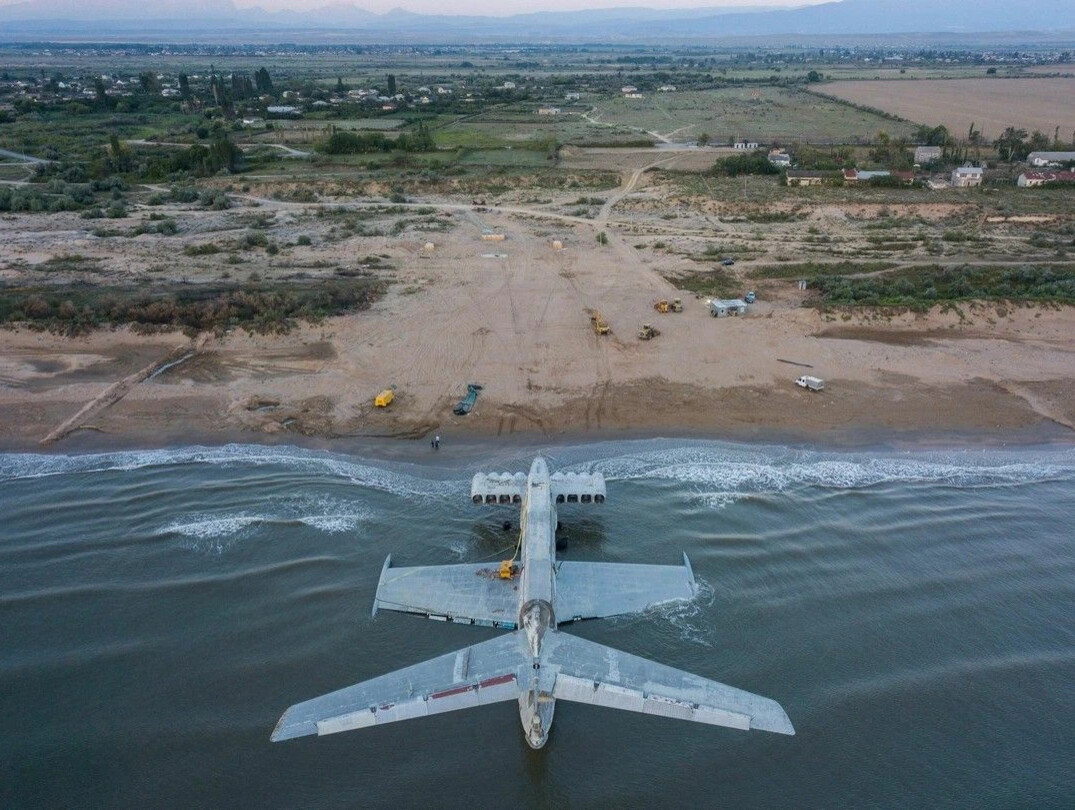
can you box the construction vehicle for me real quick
[589,310,610,336]
[745,291,756,304]
[795,375,825,392]
[654,299,670,314]
[670,298,683,312]
[374,388,395,408]
[637,323,660,341]
[498,559,517,580]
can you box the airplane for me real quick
[271,457,794,749]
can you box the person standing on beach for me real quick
[434,436,441,450]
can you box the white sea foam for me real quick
[0,444,459,500]
[159,494,373,552]
[578,445,1075,508]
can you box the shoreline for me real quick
[2,415,1072,460]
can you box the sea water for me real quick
[2,440,1073,808]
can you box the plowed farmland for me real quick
[819,78,1075,141]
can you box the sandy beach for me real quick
[2,208,1073,451]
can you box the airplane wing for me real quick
[372,555,520,629]
[554,553,697,623]
[545,632,794,735]
[271,632,529,741]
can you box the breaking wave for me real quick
[157,494,375,554]
[0,444,460,500]
[573,444,1075,508]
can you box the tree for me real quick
[697,132,711,146]
[94,76,107,104]
[178,73,190,98]
[806,70,822,82]
[254,68,274,94]
[995,126,1028,161]
[387,74,397,95]
[138,71,159,94]
[335,76,347,93]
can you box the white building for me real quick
[537,107,560,115]
[1027,151,1075,167]
[657,85,677,92]
[621,85,638,93]
[624,93,643,99]
[951,166,984,187]
[564,92,580,101]
[501,81,516,89]
[1018,170,1075,187]
[733,142,760,150]
[914,145,942,164]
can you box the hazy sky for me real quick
[230,0,826,16]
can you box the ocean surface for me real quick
[1,440,1073,809]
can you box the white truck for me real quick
[795,375,825,392]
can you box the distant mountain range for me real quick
[1,0,1073,39]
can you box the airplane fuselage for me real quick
[517,457,558,748]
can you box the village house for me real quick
[785,170,835,187]
[564,92,581,101]
[537,107,560,115]
[951,166,984,187]
[624,93,644,99]
[620,85,638,93]
[1017,170,1075,187]
[657,85,677,92]
[768,150,791,167]
[501,81,516,89]
[1027,151,1075,167]
[733,141,759,150]
[914,145,942,164]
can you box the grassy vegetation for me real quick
[752,261,896,279]
[667,268,741,299]
[0,279,386,336]
[809,264,1075,309]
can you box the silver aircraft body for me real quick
[272,457,794,748]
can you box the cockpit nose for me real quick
[529,457,549,480]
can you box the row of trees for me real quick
[318,122,436,155]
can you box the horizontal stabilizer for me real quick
[551,472,606,504]
[545,632,794,735]
[372,555,520,629]
[555,554,696,623]
[471,472,527,505]
[272,632,529,741]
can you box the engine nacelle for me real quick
[470,472,527,505]
[551,472,606,504]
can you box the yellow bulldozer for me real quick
[637,323,660,340]
[589,310,610,336]
[654,298,683,314]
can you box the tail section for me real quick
[543,632,794,736]
[271,632,529,741]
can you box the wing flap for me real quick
[545,632,793,735]
[373,555,520,629]
[272,632,528,741]
[555,554,696,622]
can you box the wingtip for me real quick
[372,554,393,618]
[681,552,697,593]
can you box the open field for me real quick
[820,78,1075,140]
[588,87,914,144]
